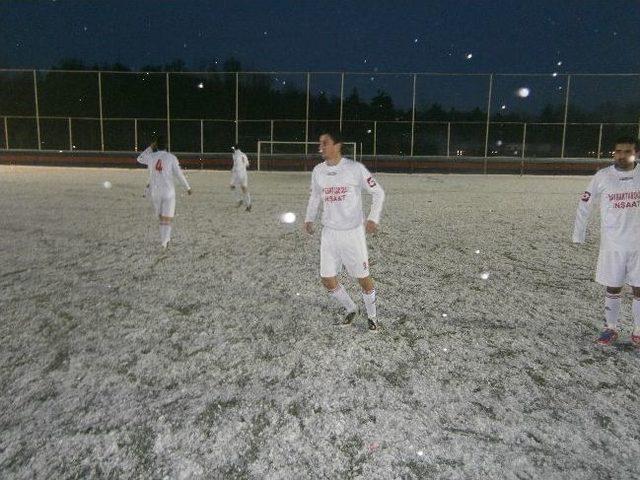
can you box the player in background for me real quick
[230,145,252,211]
[137,136,192,249]
[304,130,385,331]
[573,136,640,347]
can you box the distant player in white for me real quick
[573,136,640,347]
[137,136,192,249]
[305,130,385,330]
[230,145,251,211]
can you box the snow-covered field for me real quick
[1,165,639,479]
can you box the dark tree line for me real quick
[1,57,638,155]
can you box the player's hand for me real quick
[365,220,378,234]
[304,222,315,235]
[150,141,157,151]
[187,189,192,195]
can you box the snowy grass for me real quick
[1,166,639,479]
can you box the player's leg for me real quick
[159,195,176,248]
[230,177,243,206]
[343,226,378,330]
[240,179,251,211]
[151,193,164,245]
[630,286,640,347]
[321,228,356,322]
[626,252,640,347]
[595,250,625,345]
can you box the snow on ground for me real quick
[0,165,639,479]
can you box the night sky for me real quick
[1,0,638,74]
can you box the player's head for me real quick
[232,144,240,151]
[318,129,342,161]
[613,136,638,167]
[152,135,167,152]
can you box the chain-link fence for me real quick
[1,69,639,165]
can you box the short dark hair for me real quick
[153,135,167,150]
[319,128,343,144]
[614,136,639,150]
[233,144,239,150]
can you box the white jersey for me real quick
[137,147,190,195]
[305,157,385,230]
[573,163,640,252]
[232,149,249,174]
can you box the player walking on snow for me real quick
[137,136,192,249]
[573,136,640,347]
[230,145,251,211]
[304,130,385,331]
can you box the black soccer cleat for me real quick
[368,318,379,331]
[342,310,357,325]
[245,204,252,212]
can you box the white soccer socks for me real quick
[243,191,251,207]
[633,297,640,333]
[362,289,377,320]
[232,187,242,204]
[329,284,357,313]
[160,221,172,248]
[604,292,621,329]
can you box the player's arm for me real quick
[136,144,154,165]
[304,170,322,234]
[359,164,385,233]
[572,176,599,243]
[172,156,192,194]
[243,153,249,168]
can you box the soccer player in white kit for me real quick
[573,136,640,347]
[137,136,192,249]
[230,145,251,211]
[304,130,385,331]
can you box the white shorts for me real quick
[151,193,176,217]
[320,225,370,278]
[595,249,640,287]
[230,172,248,188]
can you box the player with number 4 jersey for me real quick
[137,136,191,249]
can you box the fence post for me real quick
[447,122,451,157]
[597,123,603,159]
[339,72,344,133]
[134,118,138,152]
[560,75,571,159]
[521,122,527,176]
[235,72,239,145]
[257,141,261,171]
[3,117,8,149]
[98,71,104,151]
[33,70,41,150]
[483,73,493,174]
[410,74,417,157]
[166,72,171,151]
[373,120,377,157]
[270,120,274,154]
[200,119,204,155]
[68,117,73,150]
[305,72,310,155]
